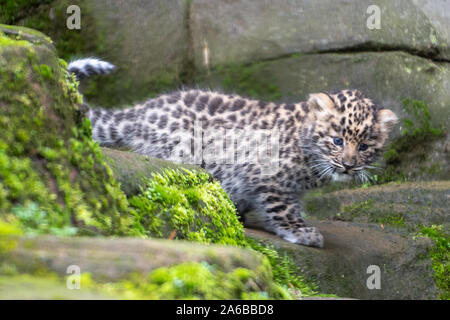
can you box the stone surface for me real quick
[190,0,450,69]
[103,147,204,196]
[246,220,437,299]
[11,0,189,107]
[303,181,450,233]
[0,235,283,299]
[246,180,449,299]
[200,51,449,129]
[1,235,268,281]
[0,276,120,300]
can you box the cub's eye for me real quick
[333,137,343,146]
[359,143,368,151]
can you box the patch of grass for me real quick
[11,202,77,236]
[417,225,450,300]
[379,99,444,183]
[245,238,318,298]
[338,200,406,228]
[0,261,291,300]
[213,62,282,102]
[82,262,290,300]
[377,213,405,228]
[0,0,51,24]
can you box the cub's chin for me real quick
[331,172,353,183]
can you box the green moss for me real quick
[38,63,53,80]
[0,219,23,255]
[342,199,375,214]
[378,99,444,183]
[417,225,450,300]
[0,261,290,300]
[210,62,282,102]
[376,214,405,227]
[86,262,290,300]
[10,202,77,236]
[338,200,406,228]
[0,27,141,237]
[245,238,318,298]
[9,1,93,61]
[0,0,51,24]
[0,33,30,47]
[0,273,122,299]
[129,169,326,297]
[129,169,246,246]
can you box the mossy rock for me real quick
[129,169,247,246]
[270,180,450,299]
[246,220,439,299]
[0,25,247,245]
[0,235,290,299]
[0,274,122,299]
[0,24,136,236]
[3,0,190,108]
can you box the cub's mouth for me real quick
[331,172,353,182]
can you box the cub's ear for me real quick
[378,109,398,132]
[307,93,335,111]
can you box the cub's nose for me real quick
[342,162,355,171]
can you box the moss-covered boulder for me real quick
[129,169,247,246]
[0,24,139,236]
[0,234,291,299]
[3,0,190,108]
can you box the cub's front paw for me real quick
[281,227,324,248]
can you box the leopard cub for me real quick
[69,58,398,248]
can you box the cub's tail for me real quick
[67,58,115,80]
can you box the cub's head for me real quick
[303,89,398,183]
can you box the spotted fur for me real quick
[71,61,398,248]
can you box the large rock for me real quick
[8,0,189,108]
[303,181,450,232]
[0,24,134,236]
[1,236,268,280]
[197,51,450,180]
[246,180,449,299]
[0,235,281,299]
[246,220,437,300]
[102,147,204,196]
[190,0,450,69]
